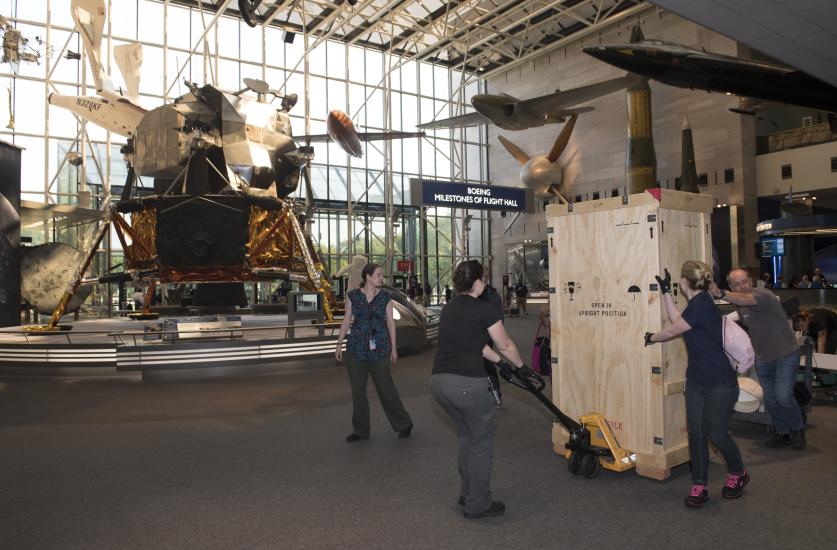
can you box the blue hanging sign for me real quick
[411,179,533,212]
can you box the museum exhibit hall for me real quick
[1,0,836,547]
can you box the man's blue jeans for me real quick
[756,350,803,433]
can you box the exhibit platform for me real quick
[0,313,439,381]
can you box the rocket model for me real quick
[624,77,657,193]
[678,115,700,193]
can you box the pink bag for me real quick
[531,321,551,376]
[723,315,755,374]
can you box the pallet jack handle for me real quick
[496,361,583,433]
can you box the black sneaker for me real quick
[463,501,506,519]
[765,433,791,447]
[684,485,708,508]
[721,470,750,499]
[398,425,413,439]
[345,434,367,442]
[791,429,806,450]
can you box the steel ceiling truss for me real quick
[169,0,647,75]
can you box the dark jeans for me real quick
[345,353,412,437]
[685,381,744,486]
[431,373,497,516]
[756,350,804,433]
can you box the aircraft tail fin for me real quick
[72,0,114,95]
[498,136,529,165]
[547,114,578,162]
[114,43,143,104]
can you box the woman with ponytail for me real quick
[645,261,748,508]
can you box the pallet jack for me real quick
[497,362,636,478]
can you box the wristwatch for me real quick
[719,289,727,299]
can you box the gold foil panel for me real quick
[126,207,157,268]
[247,203,335,319]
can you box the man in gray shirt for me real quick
[711,268,805,449]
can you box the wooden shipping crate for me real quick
[545,189,714,480]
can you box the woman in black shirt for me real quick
[431,260,524,519]
[645,260,748,508]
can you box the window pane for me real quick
[138,0,164,45]
[326,41,346,80]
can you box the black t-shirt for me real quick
[433,294,502,377]
[680,291,736,386]
[479,285,504,321]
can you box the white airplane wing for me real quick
[114,43,143,104]
[417,111,488,130]
[523,74,643,116]
[356,131,425,141]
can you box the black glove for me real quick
[496,360,513,381]
[517,365,536,378]
[655,269,671,294]
[644,332,655,346]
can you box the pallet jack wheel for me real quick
[581,454,600,479]
[567,451,582,475]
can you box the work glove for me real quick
[655,269,672,294]
[517,365,536,378]
[644,332,655,346]
[496,360,514,381]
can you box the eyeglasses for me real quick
[729,279,749,287]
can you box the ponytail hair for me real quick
[680,260,712,291]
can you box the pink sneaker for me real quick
[722,470,750,499]
[684,484,708,508]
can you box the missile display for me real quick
[678,115,700,193]
[625,78,657,193]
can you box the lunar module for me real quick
[40,77,336,329]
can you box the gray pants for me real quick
[431,372,497,516]
[346,353,412,437]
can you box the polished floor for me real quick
[2,314,836,549]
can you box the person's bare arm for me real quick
[721,291,757,306]
[817,330,827,354]
[335,298,352,361]
[663,293,681,323]
[487,321,524,367]
[650,317,692,343]
[386,301,398,364]
[482,345,502,363]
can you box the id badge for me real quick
[369,339,376,351]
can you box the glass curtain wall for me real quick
[1,0,489,308]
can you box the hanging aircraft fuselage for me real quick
[471,95,548,131]
[47,93,146,137]
[583,41,837,113]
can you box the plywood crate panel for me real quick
[545,189,714,479]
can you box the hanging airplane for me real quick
[0,14,42,71]
[583,35,837,115]
[498,114,578,202]
[301,110,424,159]
[417,74,641,131]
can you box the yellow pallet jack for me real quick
[497,363,635,478]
